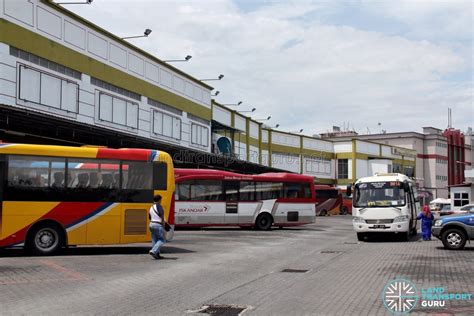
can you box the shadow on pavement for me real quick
[434,246,474,251]
[176,226,314,232]
[0,245,194,258]
[362,233,422,243]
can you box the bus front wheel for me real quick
[255,213,273,230]
[26,223,64,256]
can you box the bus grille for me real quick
[365,219,393,224]
[124,209,147,235]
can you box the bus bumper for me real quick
[353,221,410,233]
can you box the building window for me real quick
[19,65,78,113]
[453,192,469,207]
[337,159,348,179]
[403,166,414,177]
[11,46,81,80]
[234,132,246,159]
[435,175,448,182]
[392,163,402,173]
[305,157,331,175]
[152,110,181,140]
[99,92,138,128]
[436,142,447,148]
[191,123,209,147]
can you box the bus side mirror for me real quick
[403,182,410,192]
[346,185,352,196]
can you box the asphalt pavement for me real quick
[0,216,472,315]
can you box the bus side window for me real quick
[284,183,301,198]
[224,181,239,202]
[256,182,283,200]
[190,180,223,201]
[302,183,312,199]
[100,173,113,189]
[122,161,152,190]
[153,162,168,190]
[7,155,65,189]
[240,182,255,201]
[177,181,192,201]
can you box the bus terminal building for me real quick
[0,0,418,188]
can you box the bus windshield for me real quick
[353,181,406,207]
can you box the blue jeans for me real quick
[149,223,165,254]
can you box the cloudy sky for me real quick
[65,0,473,136]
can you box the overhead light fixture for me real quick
[200,74,224,81]
[163,55,192,62]
[121,28,152,40]
[290,129,304,133]
[255,116,271,121]
[238,108,256,113]
[56,0,92,4]
[212,91,220,96]
[222,101,242,106]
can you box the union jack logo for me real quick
[382,279,419,314]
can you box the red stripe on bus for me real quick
[97,148,151,161]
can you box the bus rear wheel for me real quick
[26,223,64,256]
[340,206,348,215]
[255,213,272,230]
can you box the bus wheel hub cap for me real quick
[38,231,54,247]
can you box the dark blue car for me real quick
[432,210,474,250]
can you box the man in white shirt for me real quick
[149,195,166,259]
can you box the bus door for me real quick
[224,181,239,224]
[407,184,418,230]
[0,156,4,197]
[0,155,4,221]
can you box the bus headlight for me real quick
[352,216,365,223]
[393,215,409,223]
[434,220,443,227]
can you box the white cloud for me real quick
[67,0,473,135]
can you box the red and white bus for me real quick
[174,169,316,230]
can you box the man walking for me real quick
[149,195,166,259]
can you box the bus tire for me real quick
[255,213,273,230]
[26,222,65,256]
[441,228,467,250]
[357,233,366,241]
[341,206,348,215]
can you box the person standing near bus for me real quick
[149,195,166,259]
[417,205,434,241]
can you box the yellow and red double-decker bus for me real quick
[0,143,175,255]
